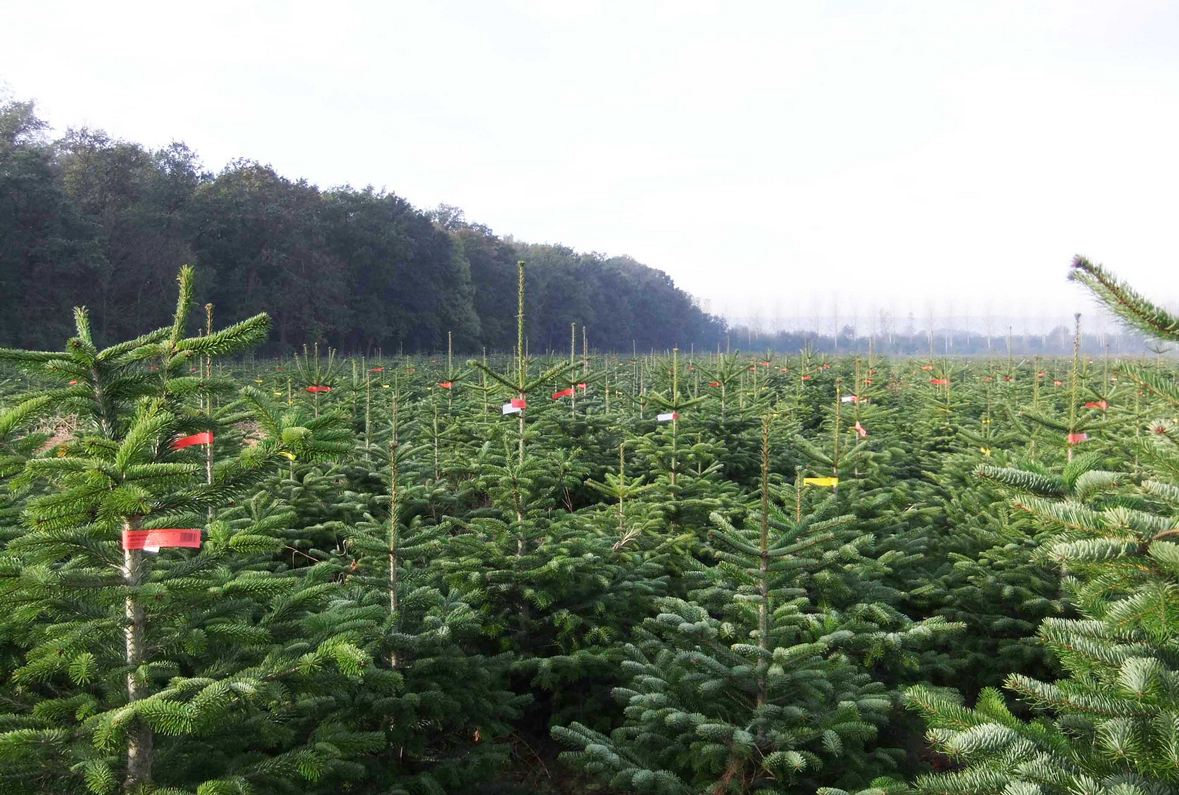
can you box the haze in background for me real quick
[2,1,1177,332]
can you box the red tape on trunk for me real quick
[171,432,213,451]
[122,529,202,551]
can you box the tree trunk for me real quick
[756,418,770,709]
[388,423,400,669]
[122,519,153,792]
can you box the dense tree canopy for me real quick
[3,97,1156,358]
[0,99,726,354]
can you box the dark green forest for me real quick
[0,98,726,353]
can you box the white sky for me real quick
[2,0,1177,332]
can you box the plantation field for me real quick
[0,261,1176,795]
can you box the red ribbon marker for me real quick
[709,381,721,387]
[1084,400,1108,410]
[172,432,213,451]
[577,383,587,391]
[1067,432,1089,445]
[438,381,453,389]
[370,366,385,373]
[68,379,78,385]
[930,378,949,385]
[1053,380,1063,387]
[306,385,332,393]
[122,529,202,552]
[551,387,575,400]
[511,397,527,409]
[801,374,813,382]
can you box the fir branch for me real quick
[1070,256,1179,342]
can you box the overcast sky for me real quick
[2,1,1177,332]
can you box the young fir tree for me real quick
[330,386,525,794]
[0,269,374,794]
[1017,314,1116,465]
[904,440,1066,695]
[896,258,1179,795]
[864,359,1069,693]
[554,416,959,793]
[692,353,770,491]
[629,348,738,542]
[424,264,688,742]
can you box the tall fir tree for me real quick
[0,269,376,794]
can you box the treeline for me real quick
[0,98,726,353]
[728,325,1151,357]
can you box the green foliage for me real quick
[553,415,962,793]
[0,249,1174,795]
[0,100,726,354]
[903,264,1179,795]
[0,271,400,793]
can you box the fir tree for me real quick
[555,416,959,793]
[0,269,372,794]
[901,258,1179,795]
